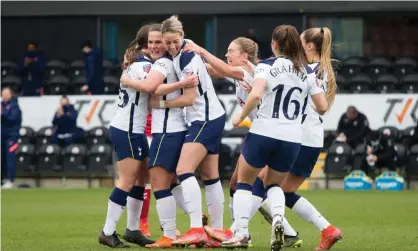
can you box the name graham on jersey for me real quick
[270,65,307,82]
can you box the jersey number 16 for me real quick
[272,84,302,120]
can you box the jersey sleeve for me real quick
[242,68,254,85]
[307,72,324,95]
[129,62,152,80]
[152,57,172,78]
[253,63,272,80]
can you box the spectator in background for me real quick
[361,131,397,175]
[17,42,45,96]
[336,106,371,148]
[51,96,83,147]
[81,40,104,95]
[1,87,22,189]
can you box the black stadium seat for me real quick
[1,75,21,93]
[71,75,87,94]
[378,126,400,140]
[69,60,85,79]
[394,57,417,78]
[104,75,120,94]
[401,126,416,145]
[335,75,349,93]
[16,143,36,173]
[393,143,407,167]
[18,126,35,144]
[366,57,392,80]
[103,60,115,75]
[352,143,367,171]
[341,57,365,78]
[86,126,109,147]
[400,73,418,93]
[375,74,397,93]
[36,126,55,148]
[36,143,61,172]
[349,74,372,93]
[87,144,113,173]
[62,144,87,172]
[46,60,68,79]
[324,142,352,176]
[406,144,418,184]
[44,75,70,95]
[1,60,18,78]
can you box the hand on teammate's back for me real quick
[241,59,255,76]
[120,72,131,88]
[183,43,203,55]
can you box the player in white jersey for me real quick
[182,37,299,244]
[148,15,226,247]
[99,28,155,248]
[223,25,328,251]
[120,23,199,248]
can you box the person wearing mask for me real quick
[336,106,370,148]
[17,42,45,96]
[81,41,104,95]
[1,87,22,189]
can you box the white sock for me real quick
[292,197,330,231]
[103,200,126,236]
[171,184,188,214]
[126,197,143,231]
[283,217,297,236]
[249,195,263,219]
[229,196,235,231]
[181,176,203,228]
[233,189,252,237]
[205,180,224,230]
[267,186,285,225]
[156,195,177,239]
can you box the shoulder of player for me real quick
[179,51,199,69]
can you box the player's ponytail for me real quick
[319,28,337,109]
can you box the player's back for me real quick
[251,56,318,143]
[110,56,152,134]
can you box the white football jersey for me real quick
[225,67,258,121]
[301,62,327,147]
[110,55,151,134]
[250,57,323,143]
[173,41,225,123]
[151,53,188,133]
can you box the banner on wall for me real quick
[16,94,418,131]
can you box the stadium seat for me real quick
[406,144,418,181]
[1,60,18,78]
[335,75,349,93]
[62,144,87,172]
[341,57,365,79]
[393,57,417,78]
[16,143,36,173]
[44,75,70,95]
[71,75,87,94]
[103,60,115,75]
[401,126,415,145]
[323,131,336,151]
[1,75,21,93]
[352,143,367,171]
[394,143,407,167]
[215,79,236,94]
[86,126,109,147]
[18,126,35,144]
[36,143,61,172]
[348,74,372,93]
[324,142,352,176]
[399,73,418,93]
[104,75,120,94]
[45,60,68,79]
[36,126,55,148]
[375,74,397,93]
[69,60,85,79]
[224,127,249,138]
[367,57,392,80]
[86,144,112,173]
[378,126,400,140]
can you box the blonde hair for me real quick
[161,15,184,36]
[302,27,337,109]
[232,37,259,64]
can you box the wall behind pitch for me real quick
[1,17,97,62]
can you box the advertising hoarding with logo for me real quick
[17,94,418,131]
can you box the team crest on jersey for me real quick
[182,69,194,76]
[143,64,151,73]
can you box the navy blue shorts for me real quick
[289,145,321,177]
[184,114,226,154]
[148,131,186,173]
[109,126,149,161]
[241,133,301,172]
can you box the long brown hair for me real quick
[123,24,155,69]
[302,27,337,108]
[272,25,307,72]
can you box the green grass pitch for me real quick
[2,189,418,251]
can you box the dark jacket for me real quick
[52,104,78,135]
[84,48,104,95]
[1,97,22,139]
[337,112,371,148]
[18,50,45,96]
[366,136,397,161]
